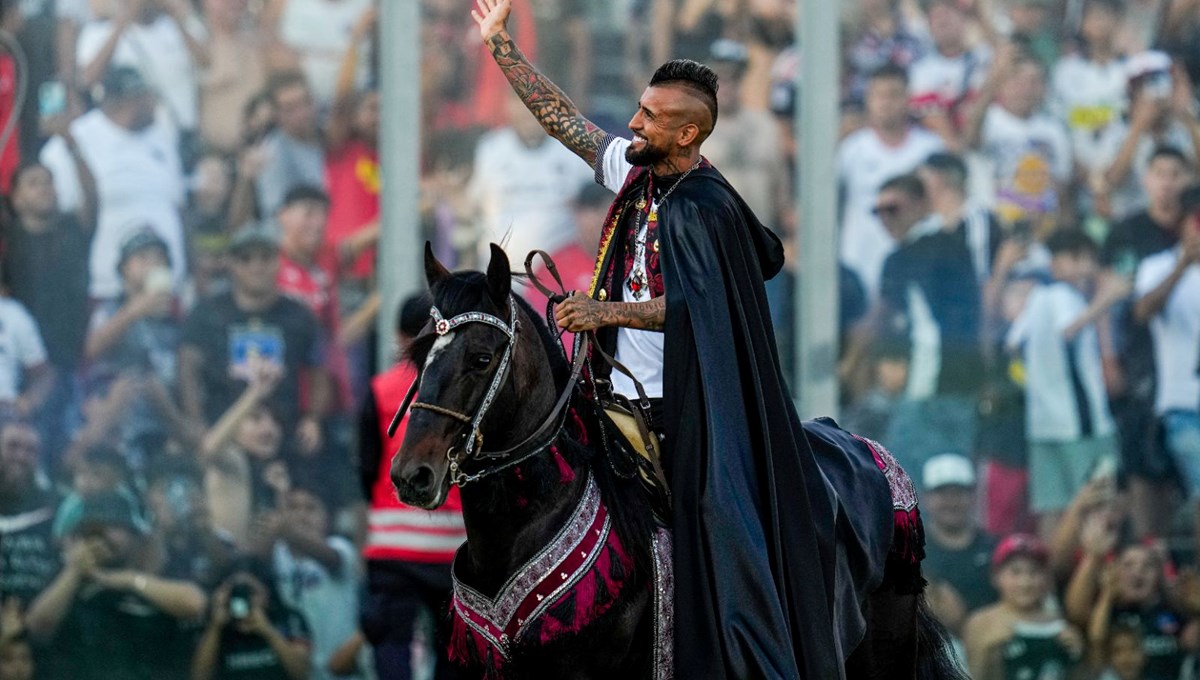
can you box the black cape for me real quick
[652,167,896,679]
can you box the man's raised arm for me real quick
[472,0,608,165]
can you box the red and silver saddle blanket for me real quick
[448,473,674,677]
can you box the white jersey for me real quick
[594,137,665,400]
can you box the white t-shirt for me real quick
[278,0,373,108]
[1136,249,1200,414]
[596,136,665,400]
[77,15,206,130]
[1051,55,1128,172]
[469,128,594,268]
[273,536,362,680]
[40,109,187,299]
[980,105,1072,229]
[1006,281,1115,442]
[0,298,48,402]
[836,126,944,298]
[908,46,991,118]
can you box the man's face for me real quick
[928,3,968,53]
[1143,156,1190,209]
[1116,546,1161,604]
[10,166,58,219]
[0,425,40,494]
[627,86,688,167]
[284,489,328,537]
[1081,4,1120,47]
[274,83,317,138]
[235,405,282,460]
[1001,62,1046,118]
[924,485,976,533]
[229,247,280,298]
[873,188,924,238]
[278,199,328,259]
[122,247,170,290]
[354,90,380,142]
[127,93,158,131]
[865,76,909,129]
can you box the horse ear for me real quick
[424,241,451,287]
[486,243,512,304]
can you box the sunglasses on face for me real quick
[872,203,903,217]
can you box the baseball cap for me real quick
[227,224,280,256]
[922,453,976,490]
[117,227,170,271]
[992,533,1049,570]
[96,66,151,103]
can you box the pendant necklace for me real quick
[628,160,701,296]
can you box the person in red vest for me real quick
[357,295,464,680]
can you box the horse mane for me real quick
[407,272,657,576]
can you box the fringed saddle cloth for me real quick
[854,435,926,594]
[449,473,673,678]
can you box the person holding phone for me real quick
[192,560,311,680]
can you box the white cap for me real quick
[922,453,976,490]
[1125,51,1172,82]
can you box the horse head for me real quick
[390,243,559,509]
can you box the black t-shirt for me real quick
[1103,211,1180,274]
[48,584,195,680]
[880,228,985,394]
[4,215,92,371]
[181,293,321,427]
[0,488,61,605]
[921,531,998,613]
[1111,603,1189,680]
[217,607,311,680]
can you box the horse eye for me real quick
[471,353,493,369]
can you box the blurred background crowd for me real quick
[0,0,1199,678]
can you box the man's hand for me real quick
[556,293,667,332]
[472,0,512,43]
[556,293,607,333]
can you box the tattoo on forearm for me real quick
[486,32,607,165]
[592,298,667,332]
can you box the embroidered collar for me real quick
[451,473,609,656]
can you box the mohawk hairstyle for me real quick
[650,59,720,125]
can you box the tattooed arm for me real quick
[556,294,667,332]
[472,0,608,165]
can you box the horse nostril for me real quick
[409,465,435,493]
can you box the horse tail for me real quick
[914,595,970,680]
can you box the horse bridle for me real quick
[387,294,588,487]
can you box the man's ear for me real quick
[677,122,700,149]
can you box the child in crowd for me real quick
[963,533,1084,680]
[1094,622,1148,680]
[265,483,363,680]
[1006,229,1129,539]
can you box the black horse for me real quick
[391,244,965,679]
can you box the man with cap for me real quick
[83,227,186,470]
[179,225,330,456]
[39,65,187,300]
[921,452,998,635]
[25,490,207,680]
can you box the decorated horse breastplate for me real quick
[449,474,636,667]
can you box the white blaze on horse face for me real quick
[424,332,456,370]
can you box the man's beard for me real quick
[625,139,670,167]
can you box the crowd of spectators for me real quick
[1,0,1200,678]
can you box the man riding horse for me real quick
[469,1,926,678]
